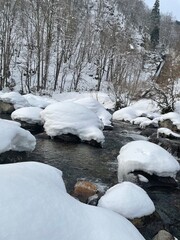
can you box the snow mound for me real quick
[41,102,105,144]
[0,92,30,109]
[0,119,36,154]
[11,107,43,125]
[113,99,160,122]
[24,94,57,108]
[118,140,180,182]
[0,162,145,240]
[74,97,112,127]
[98,182,155,219]
[52,91,115,110]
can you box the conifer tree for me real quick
[150,0,160,49]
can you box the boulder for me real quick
[72,180,98,203]
[152,230,174,240]
[0,100,14,114]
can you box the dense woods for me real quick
[0,0,180,110]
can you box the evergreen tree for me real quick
[150,0,160,49]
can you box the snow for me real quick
[11,107,43,125]
[175,101,180,114]
[73,97,112,127]
[98,182,155,219]
[41,102,105,144]
[52,91,115,110]
[131,117,150,125]
[113,99,160,122]
[0,119,36,154]
[0,92,30,109]
[155,112,180,130]
[24,93,57,108]
[0,162,145,240]
[118,140,180,182]
[157,128,180,139]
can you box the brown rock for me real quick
[73,180,98,203]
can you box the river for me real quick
[1,119,180,239]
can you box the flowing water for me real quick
[1,119,180,239]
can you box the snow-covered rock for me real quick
[0,162,145,240]
[24,94,57,108]
[157,128,180,139]
[155,112,180,132]
[52,91,115,110]
[11,107,43,125]
[118,140,180,182]
[0,92,30,109]
[0,119,36,154]
[98,182,155,219]
[41,102,105,144]
[113,99,160,122]
[74,97,112,128]
[131,117,150,125]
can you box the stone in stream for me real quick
[0,101,15,114]
[72,180,98,203]
[152,230,175,240]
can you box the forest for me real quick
[0,0,180,112]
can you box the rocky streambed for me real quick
[0,119,180,240]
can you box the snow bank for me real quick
[113,99,160,122]
[41,102,105,144]
[118,140,180,182]
[0,92,30,109]
[98,182,155,219]
[11,107,43,125]
[0,162,145,240]
[0,119,36,153]
[24,93,57,108]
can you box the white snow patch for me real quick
[0,92,30,109]
[11,107,43,125]
[131,117,150,125]
[98,182,155,219]
[24,93,57,108]
[0,162,145,240]
[52,91,115,110]
[74,97,112,127]
[41,102,105,144]
[157,128,180,139]
[113,99,160,122]
[118,140,180,182]
[155,112,180,130]
[0,119,36,153]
